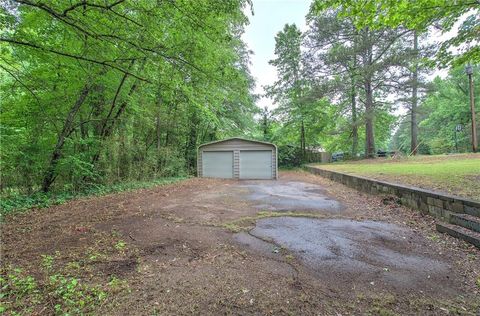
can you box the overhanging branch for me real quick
[0,37,151,82]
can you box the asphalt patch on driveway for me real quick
[240,181,343,212]
[237,217,456,294]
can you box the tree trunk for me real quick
[92,83,105,136]
[156,112,161,151]
[185,112,198,172]
[300,120,306,161]
[263,108,268,140]
[88,77,142,171]
[364,79,375,158]
[351,76,358,157]
[410,31,419,155]
[42,85,90,192]
[360,28,376,158]
[165,102,178,147]
[79,113,89,140]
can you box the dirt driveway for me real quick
[2,171,479,315]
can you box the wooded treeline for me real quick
[393,65,480,154]
[1,0,479,195]
[1,0,257,193]
[262,0,479,160]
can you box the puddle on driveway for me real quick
[240,181,343,212]
[236,217,453,292]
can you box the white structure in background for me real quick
[197,138,278,180]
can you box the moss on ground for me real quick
[220,211,330,232]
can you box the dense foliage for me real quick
[312,0,479,67]
[393,66,480,154]
[264,7,407,159]
[1,0,478,199]
[262,1,478,161]
[1,0,257,194]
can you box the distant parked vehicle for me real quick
[331,152,344,162]
[377,150,387,157]
[377,150,396,157]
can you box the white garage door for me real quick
[240,150,272,179]
[202,151,233,178]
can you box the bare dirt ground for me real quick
[2,170,479,315]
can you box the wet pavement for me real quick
[236,217,453,291]
[240,181,343,212]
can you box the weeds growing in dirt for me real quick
[1,251,130,315]
[1,265,107,315]
[115,240,127,251]
[0,177,187,217]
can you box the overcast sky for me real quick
[242,0,311,110]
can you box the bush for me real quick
[277,145,328,167]
[277,145,303,168]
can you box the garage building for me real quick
[197,138,278,180]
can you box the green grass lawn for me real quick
[315,153,480,201]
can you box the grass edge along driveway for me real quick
[315,153,480,201]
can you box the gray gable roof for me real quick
[198,137,276,149]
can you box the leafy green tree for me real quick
[420,66,479,153]
[392,65,479,154]
[311,0,479,66]
[305,8,410,157]
[304,9,361,156]
[266,24,309,158]
[0,0,257,193]
[393,31,435,155]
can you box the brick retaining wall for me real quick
[305,166,480,220]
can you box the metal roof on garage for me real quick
[198,137,277,149]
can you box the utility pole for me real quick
[466,64,477,153]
